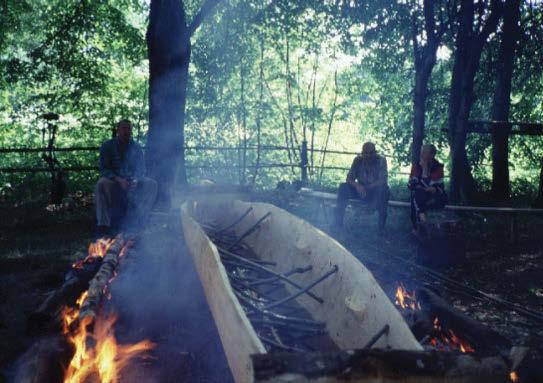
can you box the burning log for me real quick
[27,238,116,335]
[252,349,510,382]
[393,284,513,356]
[78,236,128,322]
[415,288,511,356]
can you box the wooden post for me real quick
[300,140,308,184]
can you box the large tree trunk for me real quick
[447,0,503,203]
[491,0,521,200]
[411,0,442,164]
[412,44,438,164]
[146,0,191,207]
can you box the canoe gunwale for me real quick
[181,201,266,383]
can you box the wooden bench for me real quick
[299,188,543,242]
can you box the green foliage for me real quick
[1,0,543,200]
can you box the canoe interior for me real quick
[181,197,422,383]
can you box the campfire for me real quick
[430,317,475,353]
[394,283,475,353]
[72,238,115,269]
[63,312,153,383]
[395,283,421,311]
[60,237,154,383]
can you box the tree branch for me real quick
[188,0,221,37]
[477,0,504,49]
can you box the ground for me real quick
[0,191,542,382]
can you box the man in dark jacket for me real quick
[408,143,447,229]
[95,119,157,235]
[334,142,389,235]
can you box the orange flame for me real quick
[72,238,116,269]
[63,238,152,383]
[510,371,519,382]
[63,313,154,383]
[431,317,475,353]
[62,291,88,334]
[395,284,421,310]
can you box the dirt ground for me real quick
[1,192,542,382]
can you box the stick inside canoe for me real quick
[363,324,390,349]
[227,212,272,251]
[215,207,253,234]
[247,266,313,286]
[263,265,339,310]
[235,292,326,327]
[218,246,324,304]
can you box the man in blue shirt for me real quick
[95,119,157,235]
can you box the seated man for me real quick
[408,143,447,230]
[95,119,157,235]
[334,142,389,235]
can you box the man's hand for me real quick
[354,183,367,198]
[114,176,130,190]
[424,186,437,193]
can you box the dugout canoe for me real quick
[180,198,422,383]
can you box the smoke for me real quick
[107,213,233,382]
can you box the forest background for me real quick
[1,0,542,204]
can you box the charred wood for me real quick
[413,288,511,356]
[78,237,127,322]
[252,349,510,383]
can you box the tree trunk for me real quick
[491,0,521,200]
[410,0,442,164]
[146,0,191,207]
[447,0,503,203]
[412,46,438,164]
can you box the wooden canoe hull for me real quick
[181,197,421,383]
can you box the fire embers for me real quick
[61,237,154,383]
[429,317,475,353]
[394,284,475,353]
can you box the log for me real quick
[412,288,512,356]
[78,237,126,322]
[252,349,510,383]
[27,259,103,335]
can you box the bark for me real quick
[146,0,220,207]
[447,0,503,203]
[79,238,127,322]
[491,0,521,200]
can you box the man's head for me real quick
[420,143,437,162]
[116,119,132,145]
[361,142,377,160]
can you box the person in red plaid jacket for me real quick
[408,144,447,229]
